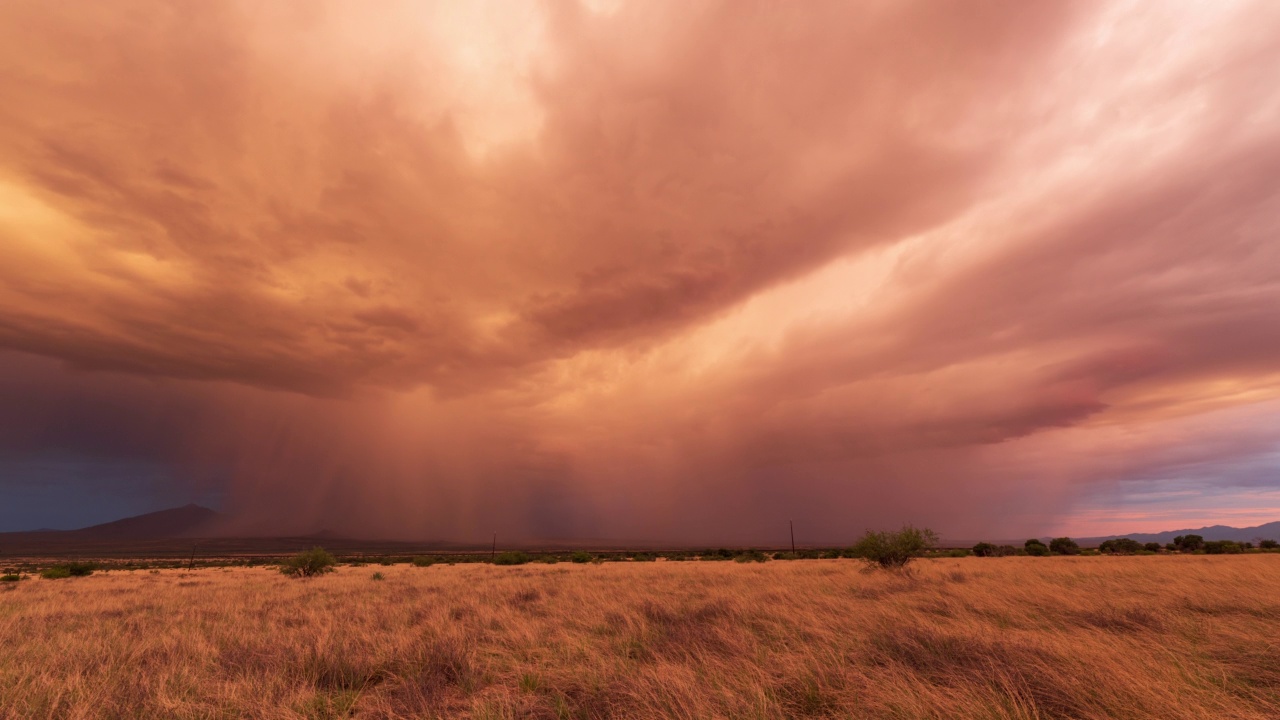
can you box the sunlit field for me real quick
[2,556,1278,719]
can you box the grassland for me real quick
[1,556,1278,719]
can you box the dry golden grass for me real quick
[2,556,1279,719]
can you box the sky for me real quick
[1,0,1279,542]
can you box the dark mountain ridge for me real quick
[1076,520,1280,546]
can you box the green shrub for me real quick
[371,572,385,581]
[1203,540,1244,555]
[536,555,559,564]
[773,552,798,560]
[1099,538,1143,555]
[280,547,337,577]
[571,551,593,563]
[1173,534,1204,552]
[734,550,769,563]
[41,562,96,579]
[1049,537,1080,555]
[971,542,997,557]
[849,525,938,570]
[1260,539,1279,550]
[1025,539,1050,556]
[493,551,531,566]
[630,553,657,562]
[1,573,22,582]
[1144,542,1162,553]
[945,548,970,558]
[411,555,436,567]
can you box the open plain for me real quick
[2,556,1278,719]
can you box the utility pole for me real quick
[188,543,197,571]
[790,520,795,554]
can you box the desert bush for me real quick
[536,555,559,564]
[849,525,938,569]
[1173,534,1204,552]
[493,551,530,566]
[1099,538,1143,555]
[945,548,970,558]
[772,552,797,560]
[971,542,997,557]
[734,550,769,563]
[280,547,337,577]
[411,556,436,567]
[1,573,22,582]
[1049,537,1080,555]
[41,562,96,579]
[571,551,593,563]
[1203,540,1244,555]
[1025,539,1050,556]
[630,552,657,562]
[1144,542,1162,553]
[1260,539,1279,550]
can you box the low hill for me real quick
[68,503,221,539]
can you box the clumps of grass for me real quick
[493,551,531,566]
[280,547,337,578]
[40,562,96,579]
[371,572,385,581]
[1071,606,1164,633]
[849,525,937,569]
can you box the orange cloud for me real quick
[2,0,1279,540]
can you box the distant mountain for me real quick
[0,504,226,557]
[68,504,221,539]
[1078,520,1280,546]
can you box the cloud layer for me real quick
[2,0,1279,540]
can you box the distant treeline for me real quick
[5,533,1277,579]
[969,535,1279,557]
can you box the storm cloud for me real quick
[2,0,1279,540]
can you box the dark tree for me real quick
[1024,539,1050,556]
[1049,537,1080,555]
[1099,538,1143,554]
[1175,534,1204,552]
